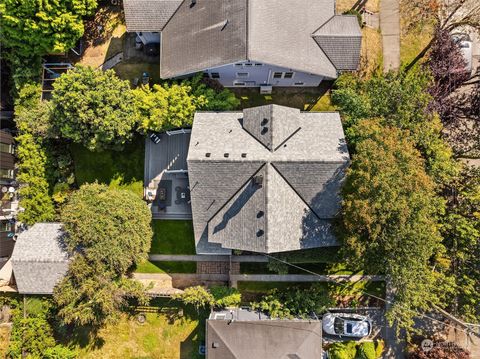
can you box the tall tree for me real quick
[442,166,480,322]
[0,0,97,58]
[54,183,152,326]
[133,83,206,133]
[402,0,480,70]
[52,66,137,151]
[340,120,453,333]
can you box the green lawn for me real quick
[136,260,197,274]
[64,307,207,359]
[150,220,195,255]
[70,136,145,198]
[231,82,335,111]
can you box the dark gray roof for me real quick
[206,318,322,358]
[313,15,362,70]
[11,223,69,294]
[123,0,182,32]
[187,105,349,254]
[160,0,248,78]
[159,0,359,79]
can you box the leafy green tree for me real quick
[54,255,148,327]
[0,0,97,58]
[327,341,358,359]
[43,345,78,359]
[174,286,214,312]
[332,70,458,184]
[134,83,206,132]
[54,183,152,326]
[60,183,152,274]
[340,120,454,334]
[442,166,480,322]
[210,286,241,308]
[52,66,137,151]
[7,316,56,358]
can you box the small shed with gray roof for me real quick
[11,223,69,295]
[123,0,362,87]
[187,104,349,254]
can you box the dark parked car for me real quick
[144,43,160,57]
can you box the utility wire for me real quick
[261,253,476,336]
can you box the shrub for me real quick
[251,284,334,319]
[375,340,385,358]
[43,345,78,359]
[356,341,377,359]
[328,341,358,359]
[210,286,241,308]
[173,286,214,312]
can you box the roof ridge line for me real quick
[269,163,327,222]
[206,162,266,225]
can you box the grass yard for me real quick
[336,0,380,13]
[232,82,336,111]
[150,220,195,255]
[70,136,145,198]
[68,310,205,359]
[113,60,161,84]
[360,27,383,77]
[136,260,197,274]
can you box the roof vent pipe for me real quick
[190,0,196,8]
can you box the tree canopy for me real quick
[54,183,152,326]
[0,0,97,58]
[52,66,138,151]
[60,183,152,274]
[340,120,453,333]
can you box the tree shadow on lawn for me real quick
[70,135,145,197]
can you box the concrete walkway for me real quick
[380,0,400,71]
[148,254,268,262]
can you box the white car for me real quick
[452,33,473,74]
[322,313,372,338]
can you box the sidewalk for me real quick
[380,0,400,71]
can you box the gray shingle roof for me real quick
[123,0,182,32]
[312,15,362,70]
[187,105,349,254]
[160,0,248,78]
[11,223,69,294]
[206,319,322,358]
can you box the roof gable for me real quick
[312,15,362,70]
[123,0,182,32]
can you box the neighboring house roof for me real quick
[312,15,363,70]
[206,315,322,358]
[187,105,349,254]
[152,0,361,79]
[123,0,182,32]
[11,223,69,295]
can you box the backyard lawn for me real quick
[65,306,207,359]
[136,260,197,274]
[70,135,145,198]
[150,220,195,255]
[231,82,336,111]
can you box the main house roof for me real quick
[187,105,349,254]
[123,0,362,79]
[11,223,69,294]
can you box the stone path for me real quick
[100,52,123,71]
[380,0,400,71]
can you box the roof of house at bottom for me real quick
[206,317,322,358]
[187,104,350,254]
[11,223,69,295]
